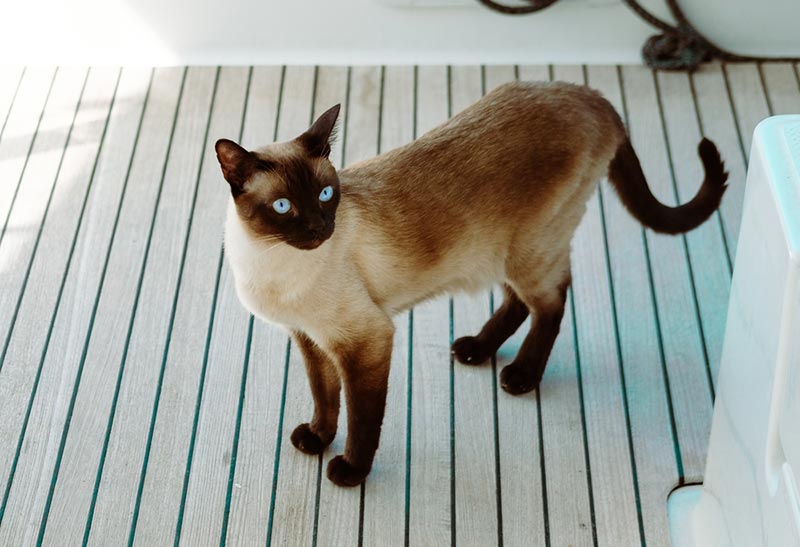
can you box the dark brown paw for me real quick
[290,423,330,455]
[326,455,370,487]
[500,363,540,395]
[451,336,492,366]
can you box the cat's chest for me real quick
[229,247,324,329]
[228,250,334,333]
[233,277,302,327]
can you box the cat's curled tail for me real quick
[607,137,728,234]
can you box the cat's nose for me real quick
[307,217,326,234]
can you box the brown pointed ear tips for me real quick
[214,138,251,194]
[326,104,342,140]
[298,104,342,158]
[214,138,229,155]
[327,103,341,118]
[214,138,244,165]
[313,103,341,138]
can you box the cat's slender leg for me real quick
[451,284,530,365]
[291,331,341,455]
[500,273,571,395]
[325,317,394,487]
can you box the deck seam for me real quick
[756,63,774,116]
[265,337,292,547]
[403,309,414,547]
[795,62,800,90]
[448,297,456,547]
[447,65,457,547]
[403,64,419,547]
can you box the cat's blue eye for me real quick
[272,198,291,214]
[319,186,333,203]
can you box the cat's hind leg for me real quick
[291,331,341,455]
[451,284,529,365]
[500,260,571,395]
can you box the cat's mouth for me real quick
[292,238,327,250]
[289,223,335,251]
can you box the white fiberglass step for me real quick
[669,115,800,547]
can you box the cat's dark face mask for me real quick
[215,104,342,251]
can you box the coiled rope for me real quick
[476,0,800,71]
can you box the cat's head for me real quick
[215,104,341,251]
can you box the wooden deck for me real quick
[0,63,798,547]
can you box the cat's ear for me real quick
[215,138,254,195]
[297,104,340,158]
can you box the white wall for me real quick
[0,0,797,65]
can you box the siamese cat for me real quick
[216,81,727,487]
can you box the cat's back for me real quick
[442,79,622,138]
[342,79,623,200]
[482,79,608,106]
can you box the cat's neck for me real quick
[224,200,336,294]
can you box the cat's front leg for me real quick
[291,331,341,455]
[325,318,394,487]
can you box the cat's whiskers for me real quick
[257,241,285,257]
